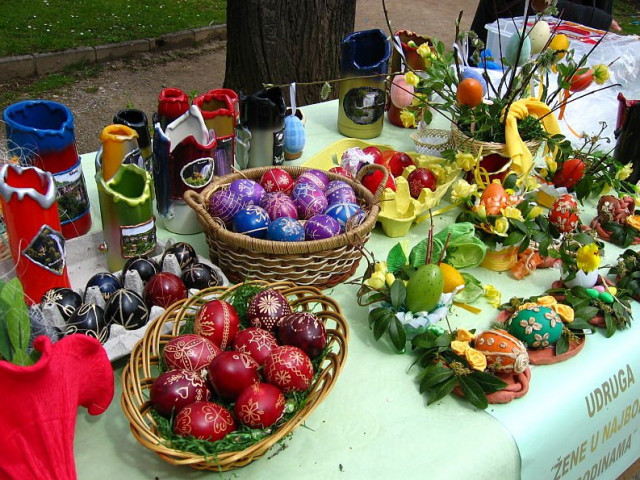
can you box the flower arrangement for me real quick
[608,249,640,301]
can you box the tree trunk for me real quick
[224,0,357,106]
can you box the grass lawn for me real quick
[614,0,640,35]
[0,0,226,57]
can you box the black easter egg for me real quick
[104,289,150,330]
[85,273,122,302]
[181,263,223,290]
[41,288,82,322]
[122,256,160,284]
[65,303,110,344]
[162,242,198,270]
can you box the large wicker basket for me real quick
[121,281,349,471]
[184,165,385,289]
[451,124,542,158]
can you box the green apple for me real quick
[405,264,444,313]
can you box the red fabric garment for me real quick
[0,335,114,480]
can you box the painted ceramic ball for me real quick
[65,303,110,344]
[85,273,122,303]
[163,333,222,372]
[143,272,187,308]
[235,383,286,429]
[104,289,150,330]
[283,115,306,157]
[173,401,236,441]
[507,305,563,349]
[296,169,329,191]
[277,312,327,358]
[41,287,82,322]
[292,182,328,219]
[233,327,279,365]
[181,262,223,290]
[304,214,341,240]
[194,299,240,350]
[208,188,245,223]
[264,345,314,393]
[247,289,293,333]
[474,329,529,373]
[549,194,580,233]
[151,369,210,417]
[325,180,357,205]
[324,202,364,233]
[260,168,294,194]
[233,205,270,238]
[207,351,261,401]
[266,217,305,242]
[260,192,298,220]
[162,242,198,270]
[229,178,266,206]
[122,256,160,284]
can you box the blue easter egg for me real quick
[292,182,328,219]
[284,115,305,156]
[461,68,487,95]
[229,179,265,205]
[324,202,364,232]
[233,205,271,238]
[266,217,305,242]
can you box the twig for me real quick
[437,232,453,264]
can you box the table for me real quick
[72,100,640,480]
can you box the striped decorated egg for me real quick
[296,169,329,191]
[284,115,306,157]
[474,329,529,373]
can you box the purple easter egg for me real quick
[229,179,265,205]
[296,169,329,191]
[325,180,357,205]
[208,189,245,223]
[324,202,364,232]
[233,205,270,238]
[304,214,341,240]
[266,217,306,242]
[260,192,299,220]
[292,182,328,219]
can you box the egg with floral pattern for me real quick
[229,178,266,205]
[549,194,580,233]
[233,205,270,238]
[173,401,236,441]
[260,168,294,194]
[208,188,245,223]
[234,383,286,428]
[246,289,293,333]
[233,327,279,365]
[326,180,357,205]
[474,329,529,373]
[507,305,563,349]
[260,192,299,220]
[304,214,341,240]
[296,169,329,191]
[264,345,314,393]
[324,202,364,232]
[162,333,222,372]
[208,351,261,401]
[151,369,210,417]
[292,182,328,219]
[266,217,305,242]
[194,299,240,350]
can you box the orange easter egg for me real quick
[480,182,508,215]
[474,329,529,373]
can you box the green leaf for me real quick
[604,312,616,338]
[455,274,484,304]
[419,363,455,392]
[388,317,407,353]
[369,307,389,328]
[575,306,599,321]
[426,376,458,405]
[409,239,429,268]
[373,311,393,341]
[2,279,30,355]
[389,279,406,309]
[510,219,529,234]
[555,333,569,355]
[458,375,489,409]
[11,349,31,366]
[386,243,408,274]
[518,236,531,253]
[471,371,508,394]
[0,305,12,361]
[503,230,525,246]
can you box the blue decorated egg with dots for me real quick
[267,217,306,242]
[284,115,306,158]
[304,214,341,240]
[233,205,271,238]
[229,179,266,206]
[324,202,364,232]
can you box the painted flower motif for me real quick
[455,152,477,171]
[404,71,420,87]
[465,348,487,371]
[616,163,633,181]
[502,206,524,222]
[532,333,550,348]
[556,304,574,323]
[576,243,600,272]
[483,284,501,308]
[256,292,284,316]
[519,316,542,335]
[451,340,470,356]
[238,399,264,424]
[450,179,477,204]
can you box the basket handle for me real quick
[355,163,389,201]
[184,189,207,215]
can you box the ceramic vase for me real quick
[3,100,91,240]
[337,29,391,139]
[614,93,640,184]
[0,165,71,305]
[96,124,144,181]
[113,109,153,173]
[157,87,190,131]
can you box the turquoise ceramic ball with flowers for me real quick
[507,305,563,349]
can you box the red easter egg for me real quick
[277,312,327,358]
[264,345,314,393]
[260,168,294,194]
[362,146,384,166]
[329,166,353,179]
[233,327,279,365]
[387,152,415,178]
[553,158,586,189]
[407,167,437,198]
[194,299,240,350]
[143,272,187,308]
[151,369,210,416]
[173,401,236,441]
[208,351,260,401]
[246,289,293,333]
[549,194,580,233]
[569,68,594,92]
[162,334,222,372]
[361,169,396,194]
[234,383,286,429]
[474,330,529,374]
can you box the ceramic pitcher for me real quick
[614,92,640,184]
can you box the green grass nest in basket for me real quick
[120,281,349,471]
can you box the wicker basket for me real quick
[410,128,454,157]
[121,281,349,471]
[184,165,385,289]
[451,124,541,158]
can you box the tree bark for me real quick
[224,0,357,106]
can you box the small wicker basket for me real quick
[410,128,454,157]
[184,164,385,289]
[121,281,349,471]
[451,124,541,158]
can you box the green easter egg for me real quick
[505,31,531,66]
[507,305,563,349]
[405,264,444,313]
[599,291,614,304]
[585,288,600,299]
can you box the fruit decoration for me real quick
[143,272,188,308]
[173,401,236,441]
[162,334,222,372]
[151,370,210,416]
[194,300,240,350]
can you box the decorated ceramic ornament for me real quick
[323,202,363,233]
[122,256,160,284]
[549,194,580,233]
[508,305,563,349]
[296,169,329,191]
[277,312,327,358]
[264,345,314,393]
[173,401,236,441]
[65,303,110,344]
[260,168,294,194]
[283,115,306,160]
[143,272,187,308]
[181,262,223,290]
[480,182,508,215]
[260,191,299,220]
[505,31,531,66]
[207,351,261,401]
[162,242,198,270]
[304,214,341,240]
[84,273,122,303]
[208,188,245,223]
[247,289,293,333]
[233,205,270,238]
[235,383,286,428]
[151,369,210,416]
[233,327,279,365]
[266,217,305,242]
[163,333,221,372]
[193,299,240,350]
[229,178,265,206]
[41,288,82,322]
[104,289,150,330]
[292,182,328,219]
[474,330,529,373]
[528,20,551,54]
[325,180,357,205]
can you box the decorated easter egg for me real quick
[260,168,294,194]
[235,383,286,429]
[66,303,110,344]
[247,289,293,333]
[104,289,150,330]
[233,327,279,365]
[143,272,187,308]
[151,369,210,417]
[390,74,415,108]
[41,287,82,322]
[233,205,270,238]
[549,194,580,233]
[266,217,306,242]
[208,351,261,401]
[173,401,236,441]
[277,312,327,358]
[229,178,266,206]
[305,214,341,240]
[407,167,437,198]
[292,182,328,219]
[264,345,314,393]
[260,192,299,220]
[474,329,529,373]
[85,273,122,303]
[181,262,223,290]
[208,189,245,223]
[163,334,221,372]
[480,182,508,215]
[323,202,364,232]
[194,299,240,350]
[122,256,160,284]
[529,20,551,54]
[461,68,487,95]
[296,169,329,191]
[507,305,563,349]
[284,115,306,158]
[329,166,353,179]
[162,242,198,270]
[326,180,357,205]
[505,31,531,66]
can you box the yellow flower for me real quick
[536,296,558,308]
[556,304,574,323]
[491,217,509,236]
[451,340,470,356]
[465,348,487,371]
[576,243,601,272]
[616,163,633,181]
[627,215,640,232]
[404,71,420,87]
[593,64,610,85]
[400,109,417,128]
[607,286,618,296]
[455,152,477,171]
[456,328,475,343]
[385,272,396,287]
[374,261,388,274]
[483,284,502,308]
[450,179,477,204]
[524,176,540,191]
[502,206,524,222]
[365,271,386,290]
[527,205,544,220]
[417,43,431,58]
[474,204,487,220]
[545,156,558,174]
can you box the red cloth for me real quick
[0,335,114,480]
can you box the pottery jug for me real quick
[157,87,190,131]
[96,124,143,181]
[113,109,153,173]
[614,93,640,184]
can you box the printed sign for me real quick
[342,87,385,125]
[53,161,90,225]
[22,225,66,275]
[120,218,156,258]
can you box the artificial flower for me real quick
[545,156,558,174]
[451,340,470,356]
[592,64,610,85]
[385,272,396,287]
[465,348,487,372]
[365,271,386,290]
[483,284,501,308]
[374,261,388,274]
[491,217,509,236]
[400,109,417,128]
[524,176,540,191]
[616,163,633,181]
[455,151,477,171]
[417,43,431,59]
[626,215,640,232]
[526,205,544,220]
[450,179,477,204]
[474,204,487,220]
[555,304,574,323]
[576,243,601,272]
[502,206,524,222]
[404,71,419,87]
[535,296,558,308]
[456,328,475,342]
